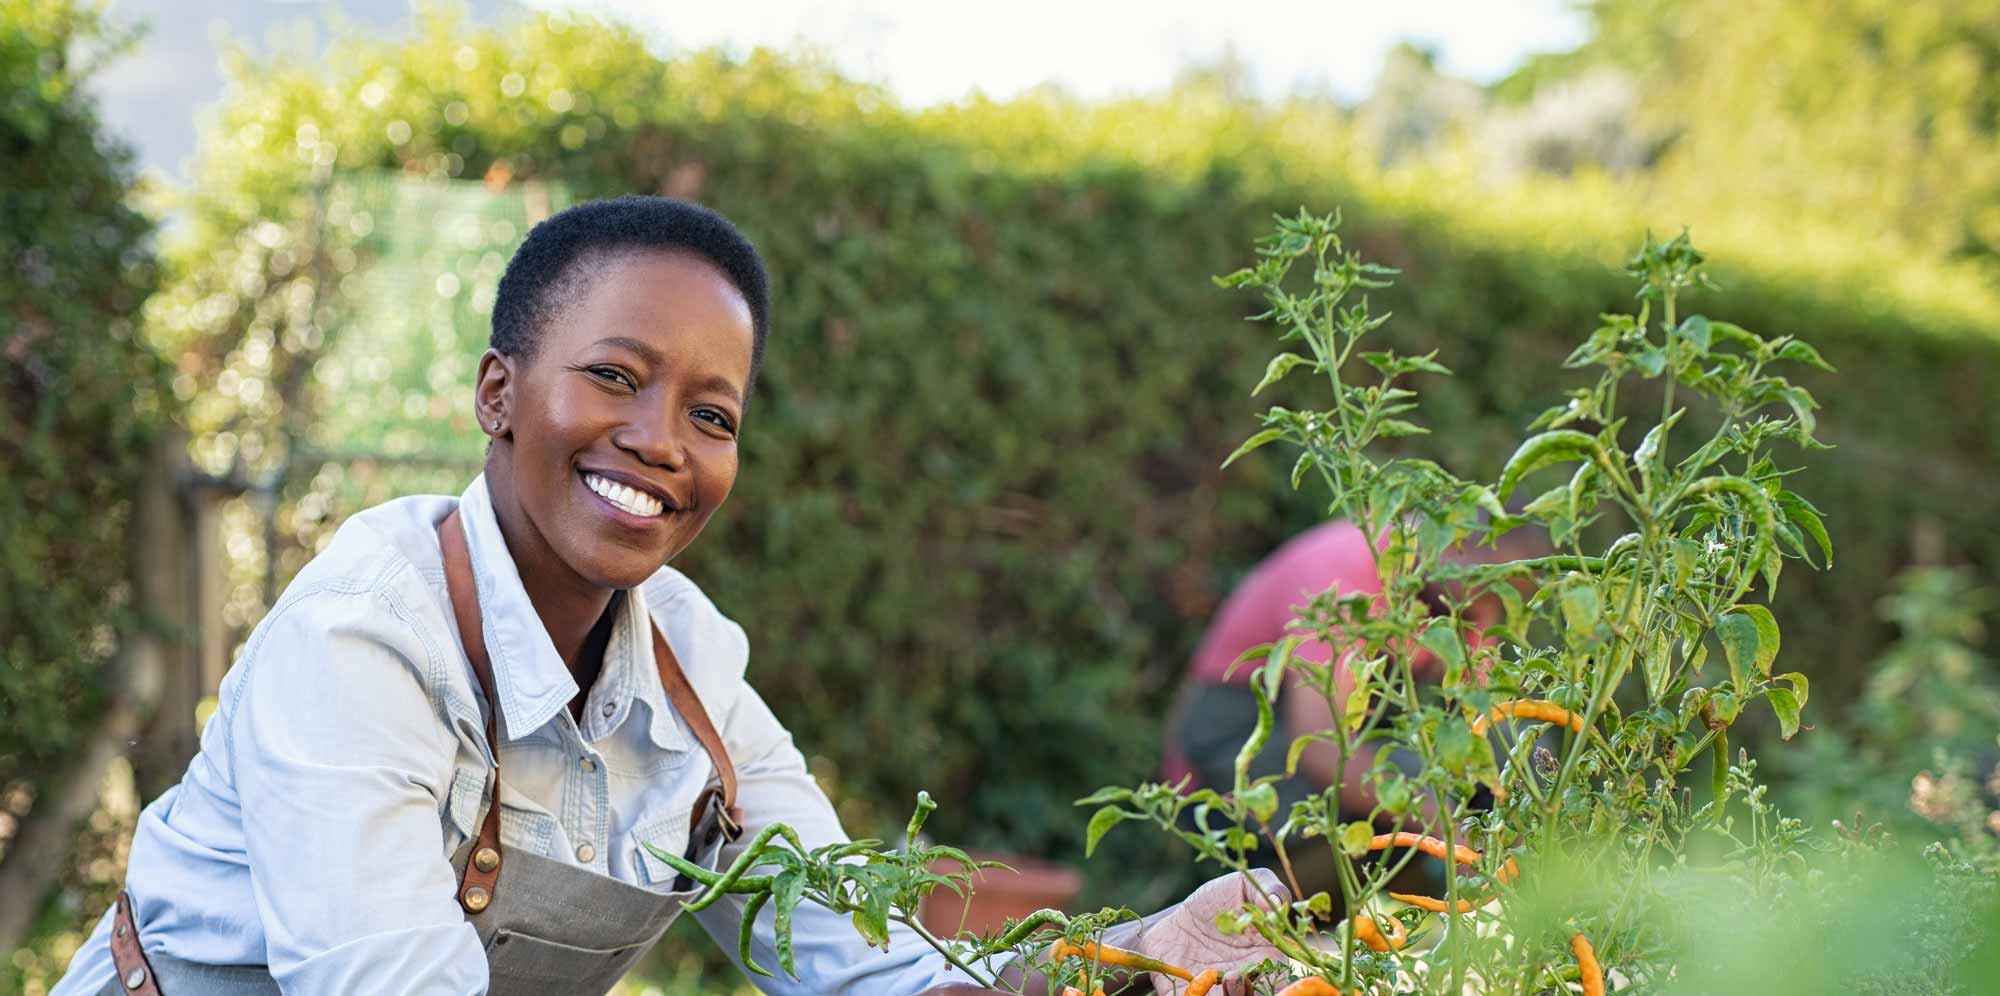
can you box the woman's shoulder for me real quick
[253,493,460,649]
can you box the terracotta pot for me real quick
[919,850,1084,937]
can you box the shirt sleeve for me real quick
[687,684,966,995]
[228,585,488,995]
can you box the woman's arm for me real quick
[687,683,965,995]
[229,585,488,994]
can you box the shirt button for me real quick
[579,756,596,773]
[601,701,615,718]
[576,843,596,863]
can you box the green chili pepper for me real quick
[1676,477,1778,600]
[738,889,774,977]
[684,823,804,912]
[640,841,773,896]
[992,909,1070,949]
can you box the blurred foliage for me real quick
[1511,0,2000,275]
[1,2,162,991]
[139,3,2000,899]
[0,0,162,812]
[1781,568,2000,858]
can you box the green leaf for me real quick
[1560,584,1601,636]
[1375,417,1429,438]
[1239,782,1279,824]
[1222,428,1284,469]
[1767,687,1802,740]
[1737,604,1779,674]
[1085,805,1130,858]
[1497,430,1602,501]
[1774,671,1810,711]
[772,871,808,976]
[1716,611,1759,690]
[1343,655,1377,734]
[1417,617,1467,684]
[1784,502,1833,568]
[1339,821,1374,858]
[1253,352,1313,395]
[1778,384,1818,436]
[1776,338,1834,371]
[1676,314,1712,355]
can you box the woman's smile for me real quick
[579,467,678,523]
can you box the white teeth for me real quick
[583,473,664,517]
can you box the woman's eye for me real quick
[694,408,737,434]
[589,366,635,390]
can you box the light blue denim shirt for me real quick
[54,475,955,995]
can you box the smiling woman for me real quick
[42,198,977,996]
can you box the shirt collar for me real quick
[456,474,574,743]
[456,474,690,753]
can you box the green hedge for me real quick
[146,10,1998,897]
[0,0,162,796]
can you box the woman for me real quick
[53,197,1282,995]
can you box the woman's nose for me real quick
[613,417,688,470]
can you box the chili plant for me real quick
[1081,210,1835,994]
[645,792,1145,993]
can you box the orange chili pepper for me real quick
[1047,939,1196,982]
[1184,969,1222,996]
[1470,699,1586,738]
[1572,932,1605,996]
[1352,912,1408,952]
[1271,978,1344,996]
[1367,831,1520,883]
[1388,890,1496,914]
[1061,989,1086,996]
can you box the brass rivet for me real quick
[124,966,148,989]
[473,847,500,872]
[463,886,491,912]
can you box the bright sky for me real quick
[536,0,1590,105]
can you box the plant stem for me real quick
[895,913,1000,990]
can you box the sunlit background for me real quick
[3,1,1997,993]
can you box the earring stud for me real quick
[491,420,501,431]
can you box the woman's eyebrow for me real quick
[697,374,745,409]
[594,336,744,406]
[594,335,664,367]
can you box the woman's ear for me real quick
[474,348,515,440]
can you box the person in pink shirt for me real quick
[1164,519,1528,895]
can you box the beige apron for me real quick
[100,510,742,996]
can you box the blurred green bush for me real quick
[0,0,164,806]
[138,8,2000,894]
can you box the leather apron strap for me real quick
[108,891,162,995]
[437,509,741,915]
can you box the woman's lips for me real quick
[580,470,667,521]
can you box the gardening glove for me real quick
[1114,867,1292,995]
[992,869,1290,996]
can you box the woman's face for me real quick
[479,250,755,591]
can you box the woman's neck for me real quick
[484,457,616,676]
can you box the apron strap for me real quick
[109,891,163,995]
[436,508,743,915]
[651,624,744,839]
[438,510,507,915]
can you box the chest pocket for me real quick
[445,766,559,859]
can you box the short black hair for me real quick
[491,195,770,389]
